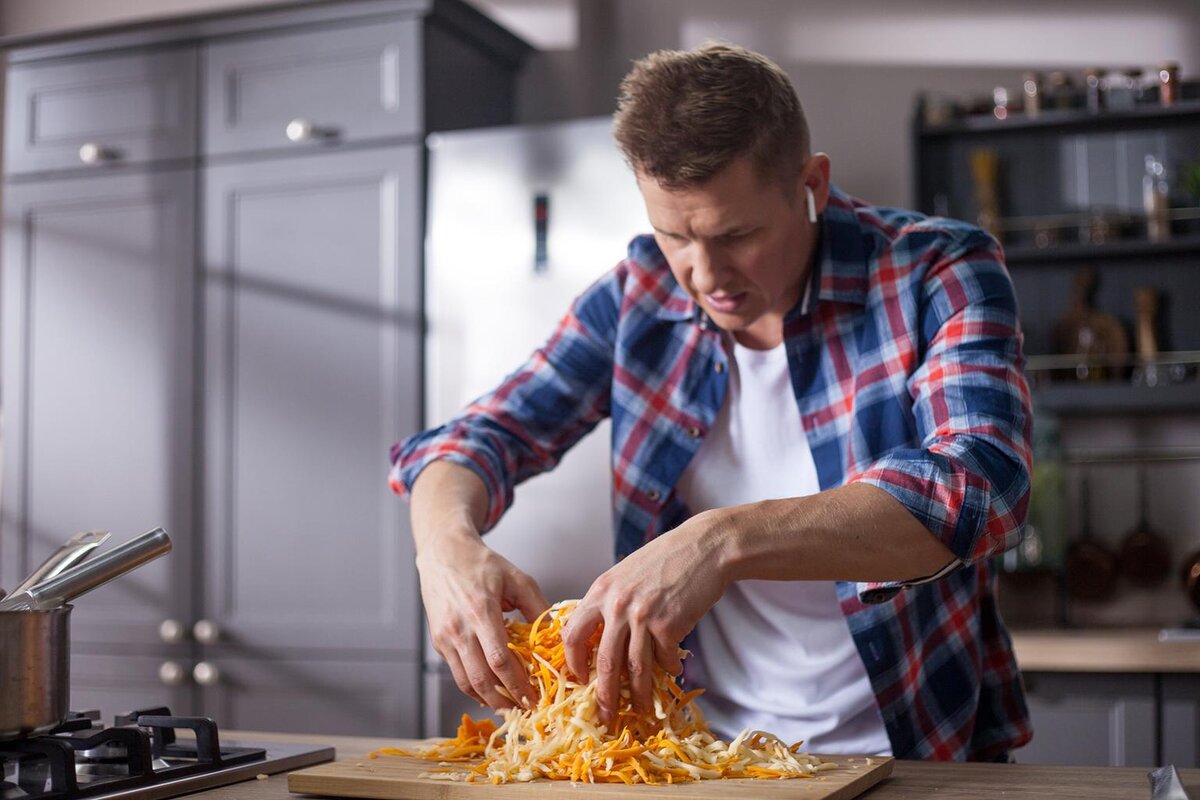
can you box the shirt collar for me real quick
[652,183,872,326]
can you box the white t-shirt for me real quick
[675,336,893,756]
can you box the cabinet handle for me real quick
[285,119,338,143]
[193,661,220,687]
[78,142,116,164]
[158,661,188,687]
[158,618,187,644]
[193,619,221,644]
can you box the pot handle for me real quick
[0,528,171,611]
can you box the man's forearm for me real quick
[709,482,958,584]
[409,460,491,554]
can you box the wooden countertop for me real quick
[1011,627,1200,672]
[218,732,1198,799]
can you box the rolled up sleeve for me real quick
[852,230,1032,601]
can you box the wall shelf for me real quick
[1006,233,1200,265]
[918,98,1200,138]
[1031,380,1200,415]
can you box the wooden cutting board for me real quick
[287,745,894,800]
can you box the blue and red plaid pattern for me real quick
[390,186,1033,761]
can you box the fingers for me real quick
[628,624,653,712]
[562,602,603,684]
[442,648,486,706]
[652,638,683,677]
[593,620,628,725]
[461,637,517,709]
[509,574,550,624]
[475,611,535,709]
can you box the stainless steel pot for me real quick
[0,605,70,740]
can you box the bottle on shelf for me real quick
[1045,71,1074,110]
[992,86,1011,121]
[1142,154,1171,242]
[1104,67,1145,110]
[1022,71,1042,118]
[1053,269,1129,382]
[1132,286,1162,387]
[968,148,1002,238]
[1082,68,1106,113]
[1158,62,1180,107]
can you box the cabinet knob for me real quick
[78,142,115,164]
[193,661,220,687]
[285,119,337,143]
[158,619,187,644]
[158,660,188,687]
[193,619,221,644]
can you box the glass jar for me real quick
[1046,71,1074,110]
[1143,154,1171,242]
[1022,71,1042,117]
[1105,67,1144,110]
[1082,68,1106,113]
[1158,62,1180,106]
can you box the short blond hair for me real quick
[613,43,810,194]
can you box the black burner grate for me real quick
[0,709,266,800]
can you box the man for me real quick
[390,43,1032,761]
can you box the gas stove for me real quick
[0,708,333,800]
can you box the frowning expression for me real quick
[637,154,829,349]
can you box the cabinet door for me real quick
[195,655,419,737]
[1163,675,1200,769]
[71,652,196,720]
[4,47,197,175]
[203,18,421,157]
[1018,672,1157,766]
[202,146,421,654]
[0,170,197,648]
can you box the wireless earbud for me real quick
[805,185,817,224]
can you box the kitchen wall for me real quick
[3,0,1198,627]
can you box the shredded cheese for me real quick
[371,601,836,784]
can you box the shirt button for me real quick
[714,361,726,374]
[687,426,701,438]
[646,489,661,502]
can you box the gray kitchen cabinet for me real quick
[195,655,420,737]
[203,17,421,157]
[0,169,198,650]
[1163,675,1200,769]
[1,0,528,734]
[1018,672,1157,766]
[201,145,422,655]
[4,46,197,175]
[71,654,196,719]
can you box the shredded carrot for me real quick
[371,601,837,784]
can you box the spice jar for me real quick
[1022,71,1042,117]
[1082,68,1106,113]
[1105,68,1144,109]
[1158,62,1180,106]
[992,86,1011,120]
[1046,71,1073,110]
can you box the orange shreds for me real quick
[371,600,837,784]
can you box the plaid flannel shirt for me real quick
[390,185,1034,761]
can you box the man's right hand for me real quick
[416,532,549,709]
[409,460,550,709]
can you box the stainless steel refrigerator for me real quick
[421,116,651,736]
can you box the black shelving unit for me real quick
[913,93,1200,416]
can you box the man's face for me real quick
[637,154,828,349]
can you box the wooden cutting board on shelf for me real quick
[287,747,894,800]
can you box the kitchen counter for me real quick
[1011,627,1200,672]
[215,732,1198,799]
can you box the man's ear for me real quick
[801,153,833,217]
